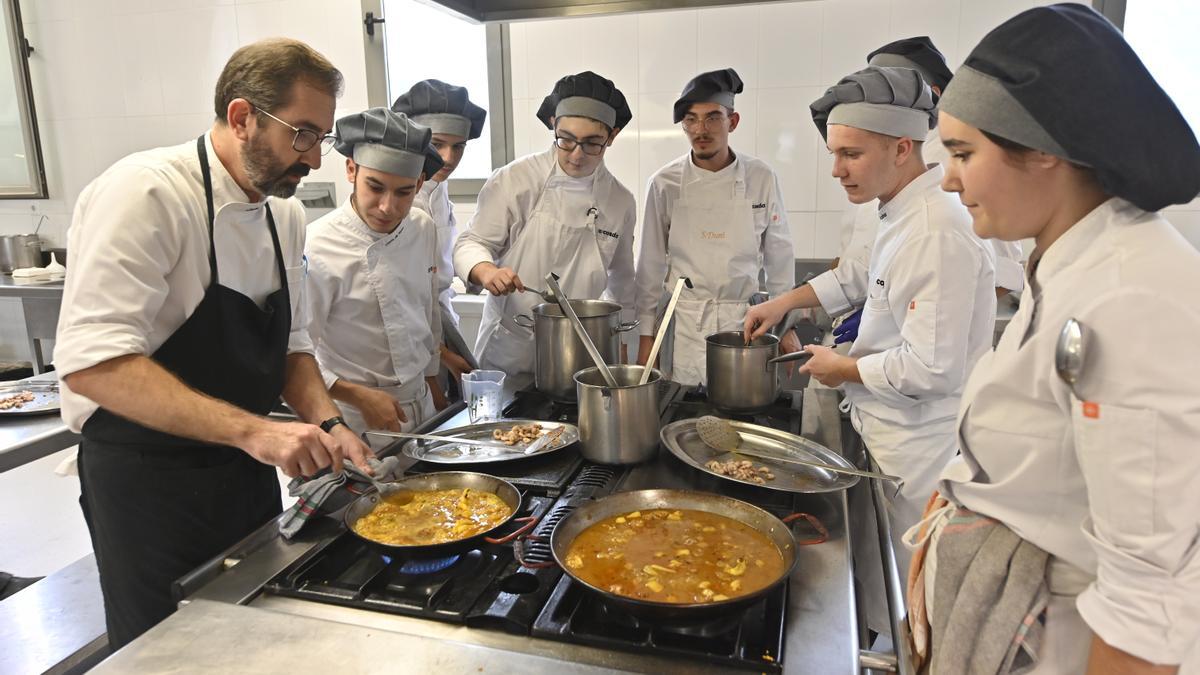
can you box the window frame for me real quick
[361,0,514,199]
[1,0,48,199]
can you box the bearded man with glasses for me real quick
[635,68,796,386]
[454,71,638,378]
[54,38,373,649]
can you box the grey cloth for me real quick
[938,3,1200,212]
[673,68,744,122]
[810,66,935,141]
[278,455,404,539]
[555,96,617,129]
[391,79,487,140]
[536,71,632,130]
[867,36,953,93]
[334,107,444,179]
[931,508,1050,675]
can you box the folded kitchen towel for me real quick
[278,456,403,539]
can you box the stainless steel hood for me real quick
[417,0,802,23]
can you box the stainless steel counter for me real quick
[0,275,64,373]
[0,274,64,299]
[92,385,861,674]
[0,374,77,473]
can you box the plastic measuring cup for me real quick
[462,370,506,423]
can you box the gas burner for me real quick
[383,554,462,575]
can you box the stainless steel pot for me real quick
[705,331,781,413]
[574,364,661,465]
[515,300,638,401]
[0,234,43,274]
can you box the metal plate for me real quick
[400,419,579,464]
[0,382,60,417]
[659,418,859,493]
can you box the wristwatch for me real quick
[319,416,346,433]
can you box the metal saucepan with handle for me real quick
[574,364,663,465]
[343,471,537,559]
[515,489,827,622]
[514,299,639,401]
[705,332,811,413]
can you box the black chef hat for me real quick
[939,3,1200,212]
[536,71,632,131]
[391,79,487,141]
[867,37,953,94]
[335,107,444,179]
[673,68,744,123]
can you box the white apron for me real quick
[665,162,758,386]
[341,226,439,443]
[474,162,613,377]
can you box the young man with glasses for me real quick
[54,38,372,648]
[635,68,795,386]
[304,108,448,442]
[454,71,637,377]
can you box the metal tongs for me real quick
[545,272,619,387]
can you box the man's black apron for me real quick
[77,137,289,649]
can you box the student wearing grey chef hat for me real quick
[392,80,488,389]
[745,65,996,639]
[304,107,450,442]
[454,71,638,378]
[634,67,795,387]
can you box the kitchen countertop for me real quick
[0,373,78,473]
[0,274,65,299]
[91,382,862,674]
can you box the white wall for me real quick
[505,0,1200,258]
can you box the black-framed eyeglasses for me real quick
[554,135,608,156]
[255,106,336,155]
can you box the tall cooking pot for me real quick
[705,331,781,413]
[574,364,661,465]
[0,234,43,274]
[515,300,638,401]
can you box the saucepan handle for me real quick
[514,314,535,329]
[782,512,829,545]
[767,350,813,367]
[612,319,640,334]
[485,514,540,545]
[512,533,558,569]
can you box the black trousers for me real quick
[77,440,281,649]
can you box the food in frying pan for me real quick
[352,488,512,546]
[564,508,785,603]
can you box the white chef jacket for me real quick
[412,178,459,321]
[837,127,1026,293]
[809,164,996,426]
[54,132,313,432]
[941,198,1200,665]
[453,146,637,331]
[635,151,795,335]
[305,200,441,392]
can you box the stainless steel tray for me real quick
[0,381,60,417]
[659,418,859,493]
[400,419,579,464]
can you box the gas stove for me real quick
[259,380,814,672]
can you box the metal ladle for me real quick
[638,276,692,385]
[1055,317,1086,397]
[693,415,903,485]
[545,272,619,388]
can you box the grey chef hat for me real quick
[334,107,444,179]
[536,71,632,130]
[391,79,487,140]
[673,68,744,123]
[867,36,953,94]
[939,3,1200,212]
[809,66,935,141]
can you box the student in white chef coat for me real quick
[743,65,995,633]
[831,37,1025,346]
[454,71,637,377]
[305,108,447,440]
[635,68,795,386]
[391,80,488,382]
[905,5,1200,673]
[52,39,371,648]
